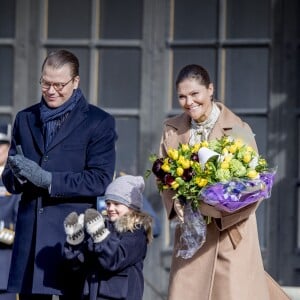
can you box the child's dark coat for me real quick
[64,213,150,300]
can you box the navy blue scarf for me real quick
[40,88,82,148]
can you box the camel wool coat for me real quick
[159,102,290,300]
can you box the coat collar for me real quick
[27,96,89,154]
[164,102,241,144]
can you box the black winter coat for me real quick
[2,95,117,295]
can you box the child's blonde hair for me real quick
[114,210,153,244]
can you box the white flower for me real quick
[249,156,258,169]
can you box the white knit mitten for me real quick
[64,212,85,245]
[84,208,110,243]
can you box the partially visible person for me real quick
[64,175,153,300]
[0,123,20,300]
[159,64,290,300]
[2,49,117,300]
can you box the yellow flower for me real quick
[229,144,237,154]
[223,136,230,143]
[167,149,179,160]
[178,155,185,165]
[246,146,254,152]
[201,141,209,148]
[222,148,229,155]
[181,159,190,169]
[192,143,201,152]
[258,158,267,166]
[234,139,243,149]
[221,161,230,169]
[196,178,208,187]
[243,152,252,163]
[176,167,184,176]
[161,163,170,172]
[171,181,179,190]
[247,169,258,179]
[181,144,189,152]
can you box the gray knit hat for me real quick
[104,175,145,211]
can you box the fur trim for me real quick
[114,211,153,244]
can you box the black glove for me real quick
[84,208,109,243]
[8,154,52,189]
[64,212,85,245]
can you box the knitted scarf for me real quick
[189,102,220,145]
[40,88,82,148]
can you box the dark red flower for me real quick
[164,173,175,186]
[191,153,199,162]
[152,158,166,180]
[182,168,194,181]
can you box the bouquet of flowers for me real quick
[147,133,276,258]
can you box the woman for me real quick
[159,64,289,300]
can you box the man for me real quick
[0,123,19,300]
[2,49,117,300]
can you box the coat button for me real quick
[39,208,44,214]
[43,156,48,161]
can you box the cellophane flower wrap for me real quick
[147,134,276,259]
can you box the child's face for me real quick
[105,200,131,222]
[0,143,9,167]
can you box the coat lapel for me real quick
[164,113,190,149]
[27,107,45,154]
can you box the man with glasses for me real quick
[2,49,117,300]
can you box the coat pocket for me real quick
[62,143,86,150]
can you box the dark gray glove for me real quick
[8,154,52,189]
[7,158,27,181]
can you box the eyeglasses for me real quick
[39,77,74,91]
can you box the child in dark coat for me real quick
[63,175,153,300]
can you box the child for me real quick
[63,175,153,300]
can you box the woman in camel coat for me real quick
[159,64,290,300]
